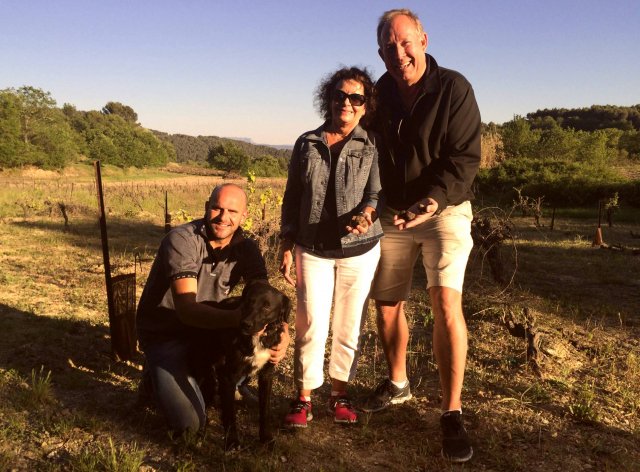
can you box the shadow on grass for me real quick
[464,236,640,323]
[10,217,168,268]
[0,302,168,444]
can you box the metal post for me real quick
[94,161,117,358]
[94,161,138,360]
[164,190,171,233]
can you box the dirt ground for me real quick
[0,197,639,470]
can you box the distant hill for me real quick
[152,131,291,166]
[527,104,640,131]
[266,144,294,151]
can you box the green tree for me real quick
[0,91,25,167]
[575,130,614,167]
[527,105,640,132]
[7,86,56,145]
[207,143,250,173]
[534,127,579,161]
[87,130,119,164]
[499,116,539,159]
[102,101,138,123]
[619,130,640,160]
[30,113,78,168]
[80,111,172,167]
[252,154,287,176]
[0,87,77,169]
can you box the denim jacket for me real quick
[281,123,383,250]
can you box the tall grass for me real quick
[70,437,145,472]
[28,365,53,406]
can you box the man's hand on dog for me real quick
[268,322,289,364]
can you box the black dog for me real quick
[204,278,291,450]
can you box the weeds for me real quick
[168,428,202,450]
[0,451,15,472]
[70,437,145,472]
[174,461,197,472]
[27,365,53,406]
[521,382,551,403]
[569,383,599,423]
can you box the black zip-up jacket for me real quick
[374,54,481,211]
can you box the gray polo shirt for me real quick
[136,218,267,346]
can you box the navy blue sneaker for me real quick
[360,379,412,413]
[440,410,473,463]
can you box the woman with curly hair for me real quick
[279,66,383,427]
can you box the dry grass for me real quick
[0,171,639,471]
[480,131,501,169]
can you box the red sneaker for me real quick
[284,398,313,428]
[328,396,358,424]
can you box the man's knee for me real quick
[429,287,465,326]
[167,407,204,436]
[375,300,404,324]
[152,366,207,435]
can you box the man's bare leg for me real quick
[375,300,409,383]
[430,286,467,411]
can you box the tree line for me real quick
[526,105,640,132]
[1,86,638,203]
[0,86,290,175]
[479,111,640,207]
[0,86,175,169]
[152,132,290,177]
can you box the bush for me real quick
[483,116,640,207]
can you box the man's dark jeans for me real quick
[144,338,215,434]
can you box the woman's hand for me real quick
[346,206,375,234]
[279,240,296,287]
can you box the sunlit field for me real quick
[0,166,638,471]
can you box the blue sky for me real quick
[1,0,638,146]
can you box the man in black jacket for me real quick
[361,8,481,463]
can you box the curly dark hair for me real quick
[314,66,377,129]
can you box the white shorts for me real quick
[371,201,473,300]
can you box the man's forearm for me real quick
[175,297,241,330]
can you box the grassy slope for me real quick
[0,171,639,471]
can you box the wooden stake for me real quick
[164,190,172,233]
[592,200,604,247]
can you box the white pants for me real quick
[293,243,381,390]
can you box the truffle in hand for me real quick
[398,204,428,222]
[349,213,369,230]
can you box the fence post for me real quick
[592,200,604,247]
[164,190,172,233]
[94,161,138,360]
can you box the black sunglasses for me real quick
[333,90,366,107]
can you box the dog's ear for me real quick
[279,293,291,323]
[241,279,257,298]
[242,278,268,298]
